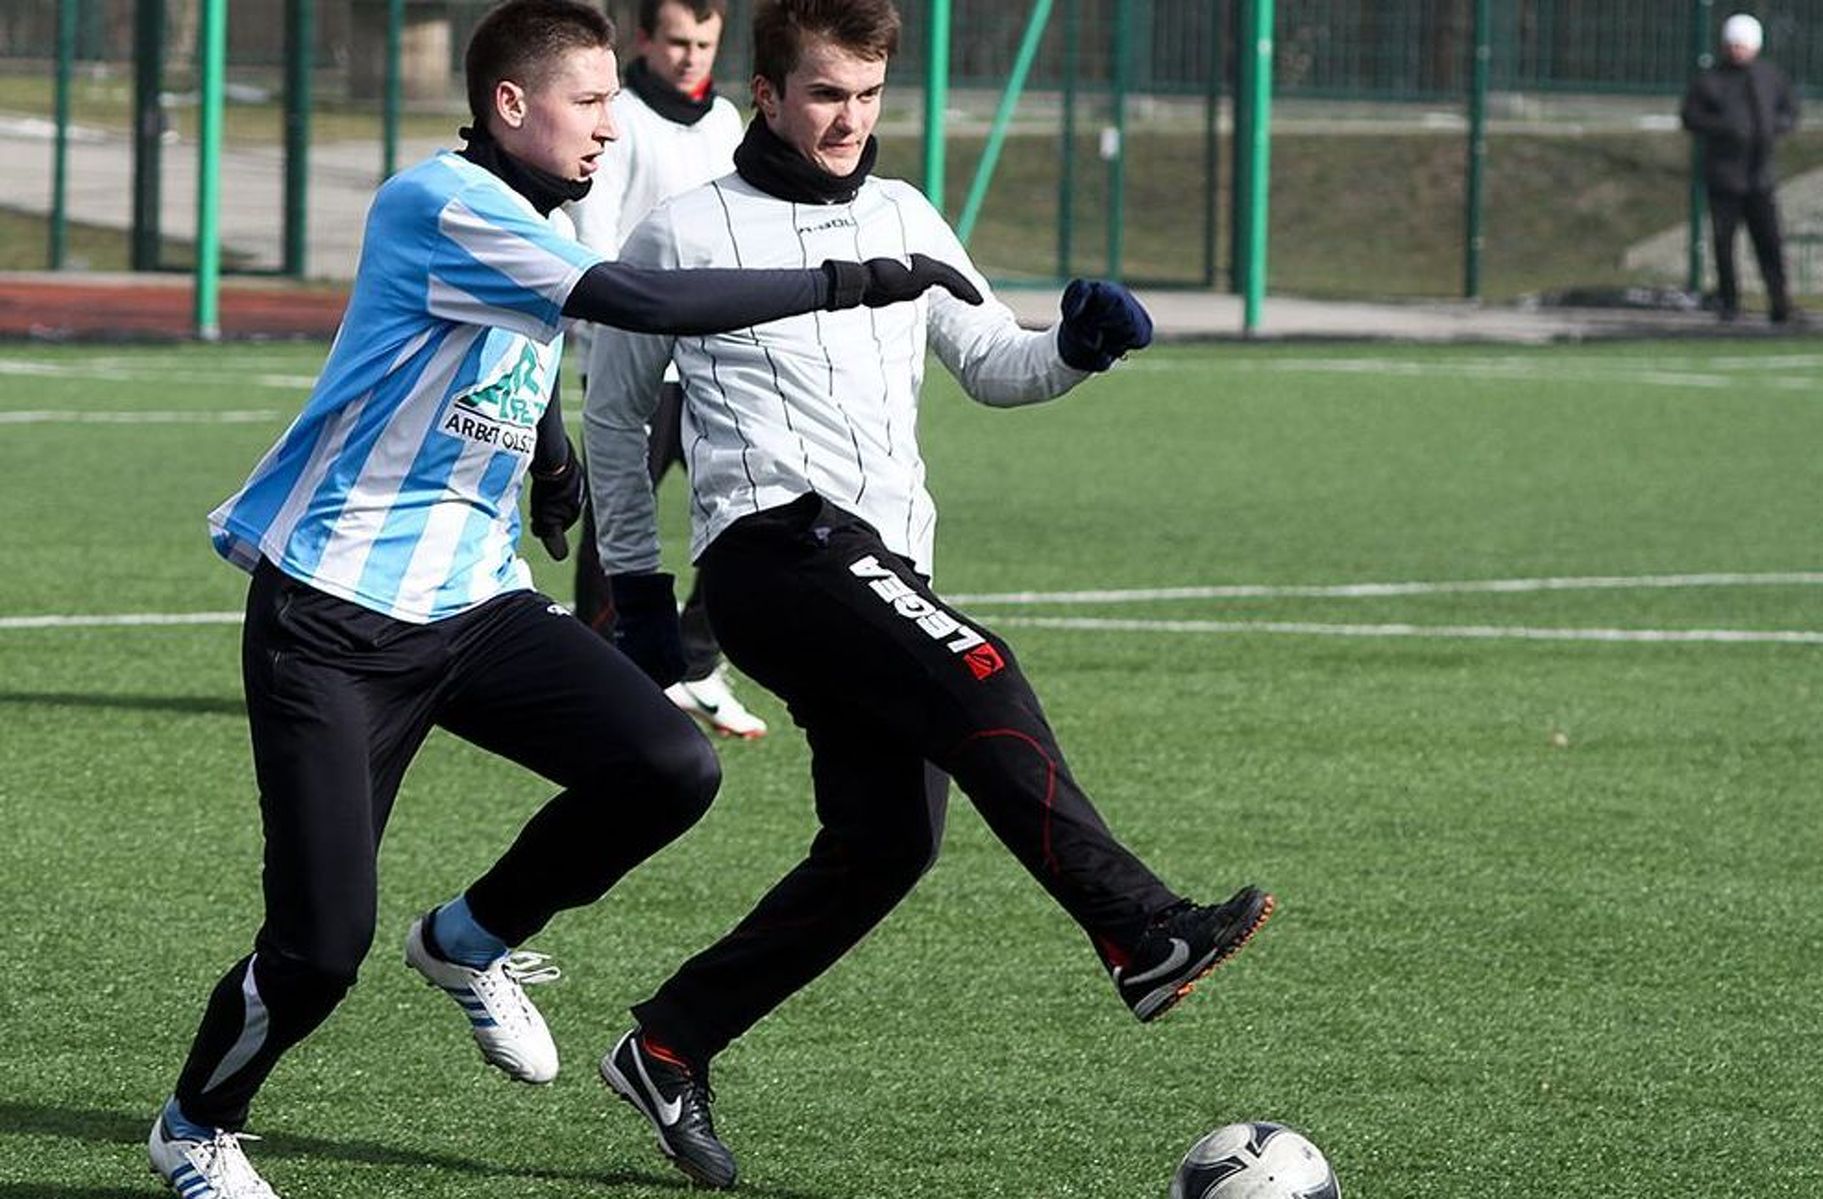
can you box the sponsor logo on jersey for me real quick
[848,554,1004,679]
[442,342,544,454]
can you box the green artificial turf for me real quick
[0,339,1818,1197]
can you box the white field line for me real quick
[949,572,1823,606]
[0,360,316,389]
[1119,355,1823,391]
[0,612,242,630]
[995,616,1823,645]
[1244,359,1816,391]
[0,410,282,424]
[6,573,1820,644]
[1139,351,1823,372]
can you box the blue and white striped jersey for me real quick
[209,151,604,623]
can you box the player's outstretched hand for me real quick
[1057,279,1153,372]
[606,572,688,686]
[529,436,586,560]
[824,254,984,310]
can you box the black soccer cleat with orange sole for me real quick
[1113,886,1276,1022]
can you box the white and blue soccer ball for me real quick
[1169,1122,1339,1199]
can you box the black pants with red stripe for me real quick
[173,561,719,1129]
[630,496,1178,1065]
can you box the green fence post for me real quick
[194,0,226,340]
[1240,0,1271,333]
[1202,0,1221,287]
[1230,0,1253,294]
[1057,0,1080,279]
[384,0,404,180]
[1464,0,1490,299]
[50,0,76,270]
[923,0,951,213]
[131,0,166,271]
[284,0,313,278]
[1687,0,1713,294]
[958,0,1053,246]
[1107,0,1131,280]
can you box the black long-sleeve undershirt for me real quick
[561,259,833,336]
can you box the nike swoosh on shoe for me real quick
[1115,937,1191,988]
[636,1053,684,1126]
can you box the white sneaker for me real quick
[666,666,768,739]
[148,1114,280,1199]
[404,914,561,1084]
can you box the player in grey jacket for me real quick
[1681,12,1801,322]
[565,0,771,738]
[582,0,1274,1189]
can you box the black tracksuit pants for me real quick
[1710,187,1791,316]
[630,496,1179,1065]
[174,560,719,1129]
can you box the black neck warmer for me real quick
[457,125,591,215]
[626,57,717,126]
[733,115,878,205]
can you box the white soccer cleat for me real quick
[148,1114,281,1199]
[404,914,561,1084]
[666,666,768,739]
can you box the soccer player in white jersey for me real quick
[565,0,771,740]
[582,0,1275,1188]
[143,3,979,1196]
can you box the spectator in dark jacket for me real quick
[1682,12,1801,322]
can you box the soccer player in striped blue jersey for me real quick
[146,3,980,1196]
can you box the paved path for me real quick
[1,116,452,280]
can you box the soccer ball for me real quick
[1169,1122,1339,1199]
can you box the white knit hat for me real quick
[1722,13,1764,51]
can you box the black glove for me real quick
[1056,279,1153,372]
[606,571,687,686]
[528,436,586,561]
[824,253,984,310]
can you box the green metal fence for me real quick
[7,0,1821,96]
[7,1,1823,303]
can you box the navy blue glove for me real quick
[606,572,687,686]
[1056,279,1153,372]
[528,436,585,561]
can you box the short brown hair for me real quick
[638,0,728,37]
[751,0,900,91]
[465,0,617,130]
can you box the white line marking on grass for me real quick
[1121,354,1823,391]
[996,616,1823,645]
[0,612,243,630]
[1253,359,1742,388]
[9,573,1820,644]
[0,410,282,424]
[0,360,317,389]
[951,572,1823,606]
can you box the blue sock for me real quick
[430,894,508,969]
[162,1096,214,1141]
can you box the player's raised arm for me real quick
[559,252,979,335]
[908,187,1150,407]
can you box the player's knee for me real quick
[850,827,941,896]
[251,941,361,1012]
[644,729,722,827]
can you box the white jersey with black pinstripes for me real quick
[582,170,1089,580]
